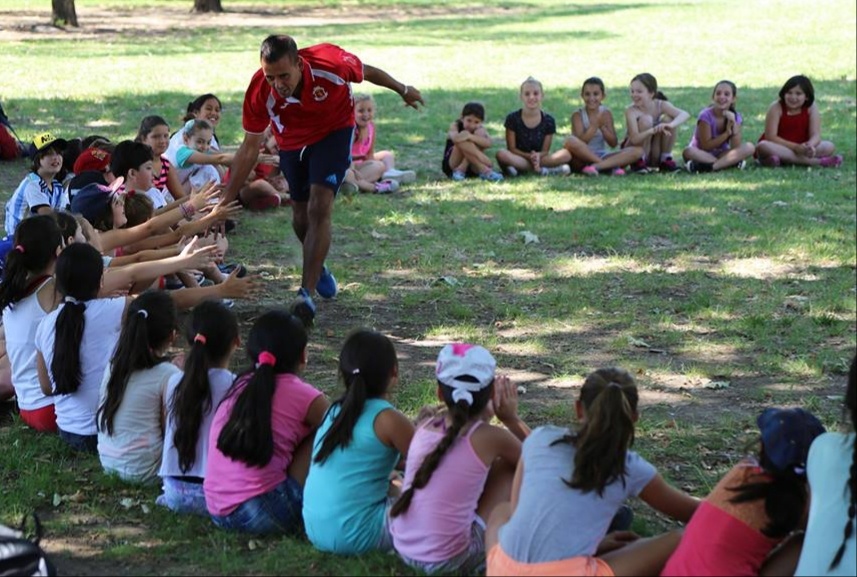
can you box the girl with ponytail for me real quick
[96,290,180,484]
[302,329,415,555]
[795,353,856,576]
[486,367,700,576]
[389,344,530,575]
[0,215,63,432]
[157,301,238,515]
[34,242,127,452]
[663,405,825,576]
[204,309,328,535]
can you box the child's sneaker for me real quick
[541,164,571,176]
[737,159,747,170]
[504,165,519,177]
[316,264,337,299]
[339,181,359,196]
[374,179,400,194]
[819,154,843,168]
[630,159,650,174]
[291,288,316,328]
[659,157,680,172]
[480,170,504,182]
[451,170,466,181]
[581,165,599,177]
[686,160,714,173]
[761,155,781,167]
[611,167,626,176]
[382,168,416,184]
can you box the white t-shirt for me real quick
[98,361,181,484]
[34,297,126,435]
[142,187,171,211]
[795,432,856,577]
[159,367,235,479]
[2,277,55,411]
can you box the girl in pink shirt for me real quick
[389,344,530,574]
[204,309,329,535]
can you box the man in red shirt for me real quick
[222,35,424,326]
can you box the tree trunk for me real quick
[52,0,79,27]
[193,0,223,13]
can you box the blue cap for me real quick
[757,407,826,474]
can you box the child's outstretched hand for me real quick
[217,267,260,300]
[207,200,242,222]
[189,181,221,212]
[179,235,218,270]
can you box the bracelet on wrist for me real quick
[401,85,409,97]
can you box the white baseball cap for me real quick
[436,343,496,391]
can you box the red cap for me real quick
[73,148,111,174]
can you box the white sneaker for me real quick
[381,169,416,184]
[541,164,571,176]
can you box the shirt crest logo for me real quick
[313,86,329,102]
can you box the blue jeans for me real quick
[59,428,97,453]
[210,477,303,535]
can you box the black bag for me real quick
[0,513,56,576]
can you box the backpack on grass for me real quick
[0,513,56,576]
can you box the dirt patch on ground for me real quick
[0,3,508,42]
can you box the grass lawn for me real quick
[0,0,855,574]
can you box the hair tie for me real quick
[63,296,81,305]
[257,351,277,367]
[451,388,474,406]
[194,333,207,345]
[137,309,149,318]
[13,245,24,254]
[352,368,360,375]
[183,119,196,135]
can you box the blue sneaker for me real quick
[480,170,504,182]
[316,265,338,299]
[291,288,316,328]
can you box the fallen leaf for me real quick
[140,504,151,515]
[370,229,389,240]
[772,200,789,207]
[435,276,459,286]
[516,385,527,395]
[119,497,137,509]
[628,336,651,348]
[703,380,731,390]
[52,493,62,507]
[519,231,540,244]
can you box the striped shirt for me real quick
[4,173,69,236]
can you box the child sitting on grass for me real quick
[442,102,504,182]
[303,329,415,554]
[204,310,329,535]
[158,301,239,515]
[663,407,826,576]
[485,367,700,576]
[389,344,530,575]
[97,290,181,484]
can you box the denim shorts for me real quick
[59,428,97,453]
[156,476,207,517]
[398,516,486,575]
[210,476,304,535]
[279,126,354,202]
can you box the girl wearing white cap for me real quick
[389,343,530,575]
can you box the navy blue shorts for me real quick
[279,126,354,203]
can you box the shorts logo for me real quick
[313,86,329,102]
[326,174,338,186]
